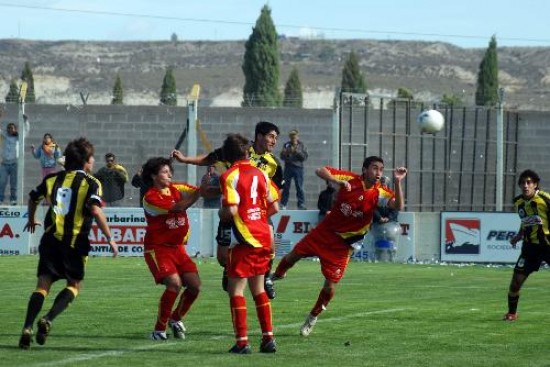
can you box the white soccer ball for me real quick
[417,109,445,134]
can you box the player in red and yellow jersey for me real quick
[272,156,407,337]
[218,134,279,354]
[171,121,282,299]
[141,157,202,341]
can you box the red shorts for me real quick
[293,229,354,283]
[227,244,271,278]
[144,244,198,284]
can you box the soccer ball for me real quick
[417,109,445,134]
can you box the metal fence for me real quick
[338,93,520,212]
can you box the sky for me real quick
[0,0,548,48]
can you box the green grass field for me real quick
[1,256,549,367]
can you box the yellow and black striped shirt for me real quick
[29,170,103,251]
[513,189,550,245]
[207,145,284,189]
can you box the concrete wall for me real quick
[2,103,550,212]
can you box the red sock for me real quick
[274,257,292,277]
[155,289,178,331]
[254,292,273,342]
[311,287,335,317]
[230,295,248,347]
[171,288,199,321]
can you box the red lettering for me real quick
[0,223,14,238]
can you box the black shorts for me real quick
[37,234,88,282]
[514,243,550,276]
[216,221,232,247]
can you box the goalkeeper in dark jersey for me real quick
[172,121,283,299]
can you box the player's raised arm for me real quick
[315,166,351,191]
[171,150,216,166]
[390,167,408,211]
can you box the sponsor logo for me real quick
[445,218,481,254]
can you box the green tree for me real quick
[4,79,19,103]
[341,51,367,93]
[111,74,124,105]
[283,67,303,108]
[397,87,414,100]
[160,67,177,106]
[20,62,36,103]
[475,35,499,106]
[441,93,464,107]
[241,5,281,107]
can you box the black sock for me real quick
[23,292,46,329]
[508,294,520,314]
[265,258,274,277]
[45,288,76,321]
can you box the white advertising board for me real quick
[440,212,521,263]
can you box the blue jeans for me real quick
[0,162,17,203]
[281,165,305,207]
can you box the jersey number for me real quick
[250,176,258,204]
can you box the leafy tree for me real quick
[441,93,464,107]
[160,67,177,106]
[241,5,281,107]
[341,51,367,94]
[20,62,36,103]
[397,87,414,100]
[4,79,19,103]
[171,33,178,44]
[283,67,303,108]
[111,74,124,105]
[475,35,499,106]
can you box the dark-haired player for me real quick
[19,137,118,349]
[272,156,407,336]
[172,121,283,299]
[218,133,279,354]
[504,169,550,321]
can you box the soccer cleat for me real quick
[19,328,33,349]
[150,331,168,340]
[228,344,252,354]
[503,312,518,321]
[222,268,228,292]
[300,314,318,336]
[260,339,277,353]
[169,320,186,339]
[36,318,52,345]
[264,277,276,299]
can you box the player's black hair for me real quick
[141,157,173,187]
[64,137,95,170]
[362,156,384,169]
[222,134,250,164]
[255,121,279,138]
[518,169,540,188]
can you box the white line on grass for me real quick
[28,308,406,367]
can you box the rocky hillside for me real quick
[0,38,548,110]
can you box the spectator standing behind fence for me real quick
[30,133,62,178]
[200,165,221,208]
[317,180,336,221]
[131,167,148,207]
[95,153,128,206]
[280,129,308,210]
[0,121,26,205]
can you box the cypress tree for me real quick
[242,5,281,107]
[475,35,499,106]
[4,79,19,103]
[341,51,367,94]
[111,74,124,105]
[160,67,177,106]
[20,62,36,103]
[283,67,303,108]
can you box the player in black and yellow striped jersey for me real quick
[18,137,118,349]
[172,121,283,299]
[504,169,550,321]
